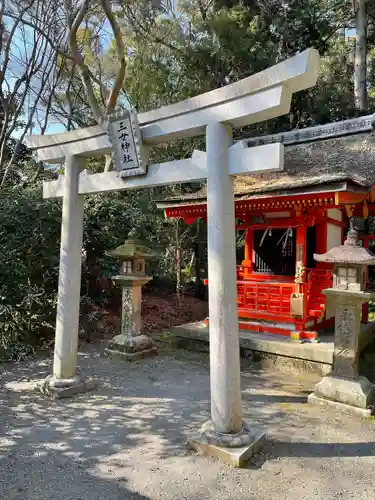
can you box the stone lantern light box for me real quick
[315,221,372,292]
[120,254,145,277]
[109,236,154,281]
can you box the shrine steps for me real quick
[167,321,375,377]
[208,317,319,341]
[237,318,294,337]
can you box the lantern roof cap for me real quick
[314,219,375,265]
[108,229,156,260]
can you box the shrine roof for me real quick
[158,115,375,206]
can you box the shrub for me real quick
[0,182,204,360]
[0,185,61,360]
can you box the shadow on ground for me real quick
[1,344,375,500]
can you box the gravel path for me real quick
[1,344,375,500]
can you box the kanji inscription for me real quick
[333,304,359,378]
[336,306,355,349]
[106,109,147,178]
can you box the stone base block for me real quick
[308,393,373,417]
[187,431,266,467]
[105,346,157,361]
[187,419,266,467]
[311,374,374,410]
[106,333,157,361]
[37,375,97,399]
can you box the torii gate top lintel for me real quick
[25,48,319,165]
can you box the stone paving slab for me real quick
[1,344,375,500]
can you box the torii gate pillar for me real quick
[187,123,265,464]
[206,123,241,434]
[54,156,84,381]
[41,156,96,397]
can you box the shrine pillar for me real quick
[40,155,95,397]
[188,122,265,466]
[206,122,242,434]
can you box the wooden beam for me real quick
[43,143,283,199]
[160,194,338,213]
[236,217,307,229]
[192,142,284,176]
[335,191,368,205]
[316,216,346,228]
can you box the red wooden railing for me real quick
[237,265,294,283]
[236,266,333,321]
[237,280,294,319]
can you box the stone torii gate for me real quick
[25,49,319,465]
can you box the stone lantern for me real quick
[308,219,375,415]
[105,230,157,360]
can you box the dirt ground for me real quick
[1,340,375,500]
[85,292,207,343]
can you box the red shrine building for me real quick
[158,115,375,340]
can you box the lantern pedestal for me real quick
[106,334,157,360]
[308,377,374,417]
[105,276,157,360]
[308,221,375,417]
[308,289,375,416]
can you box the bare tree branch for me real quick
[64,0,102,121]
[4,6,73,62]
[0,30,56,184]
[100,0,127,114]
[0,1,35,88]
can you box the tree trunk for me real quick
[175,219,182,309]
[194,219,203,298]
[354,0,368,111]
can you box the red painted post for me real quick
[242,228,253,278]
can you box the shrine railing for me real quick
[237,280,295,319]
[236,266,333,320]
[236,265,294,283]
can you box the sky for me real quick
[6,3,357,143]
[4,10,113,141]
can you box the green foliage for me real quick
[0,185,61,360]
[3,0,375,360]
[83,186,201,285]
[0,175,201,359]
[121,0,374,134]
